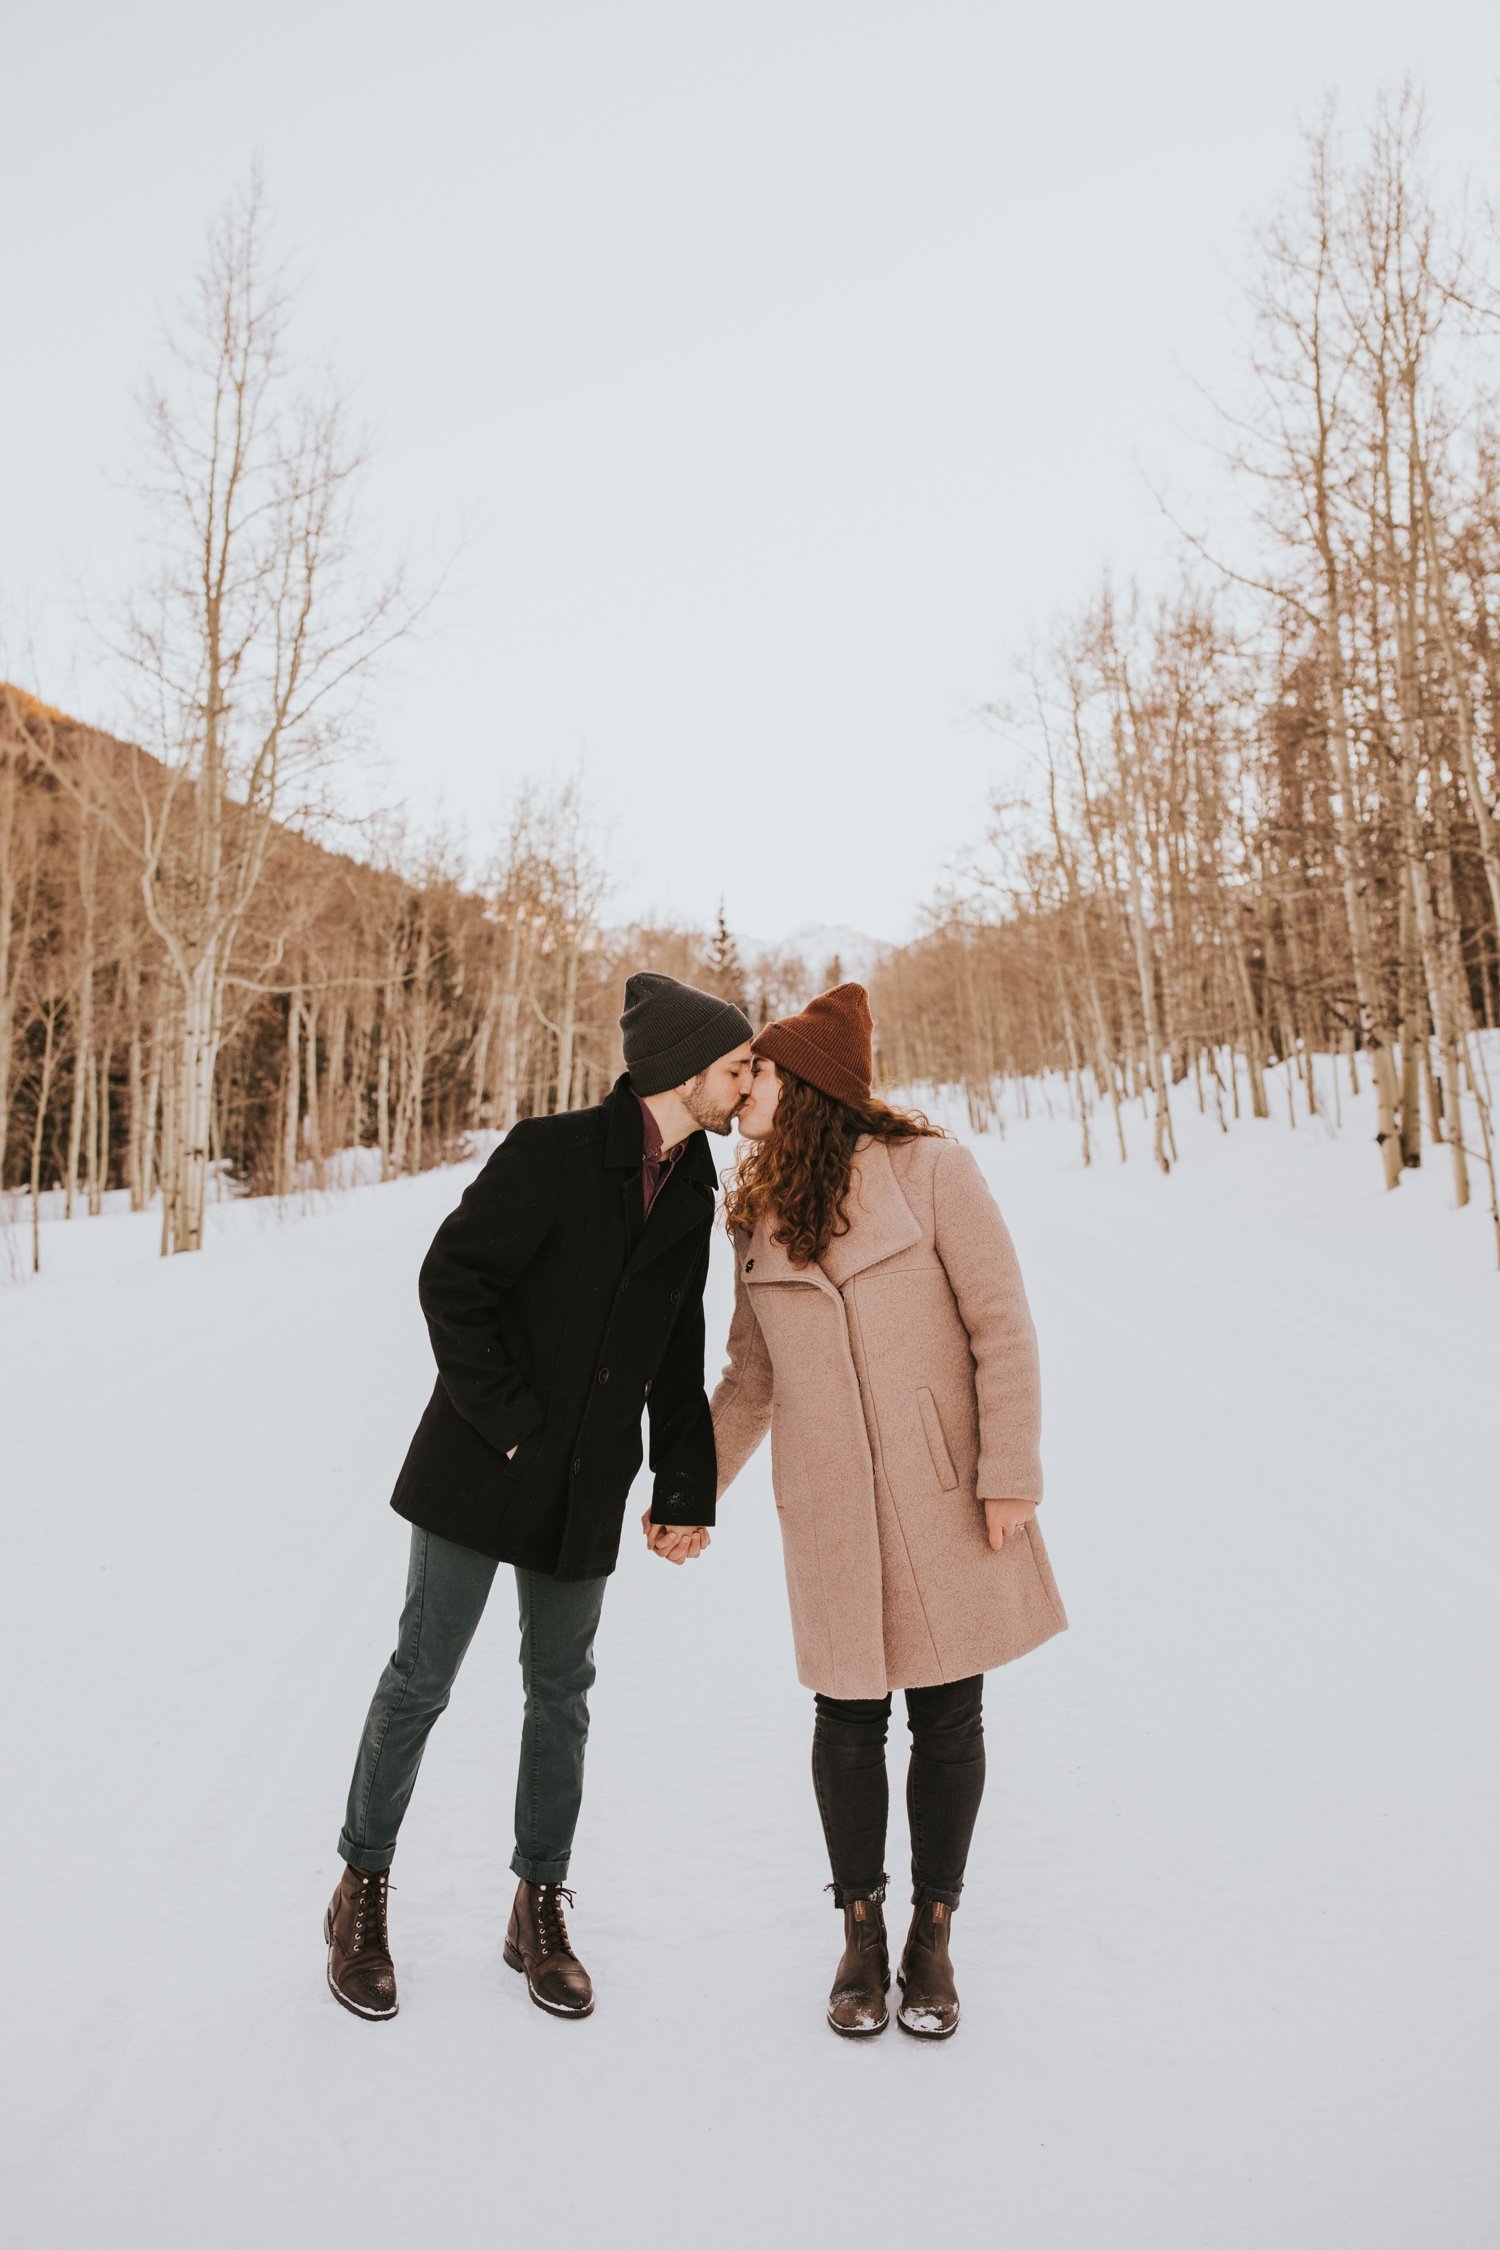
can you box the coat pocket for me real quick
[498,1414,544,1481]
[769,1416,807,1515]
[769,1424,788,1512]
[916,1388,959,1492]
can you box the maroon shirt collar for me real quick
[635,1091,686,1215]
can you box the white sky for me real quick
[4,2,1496,944]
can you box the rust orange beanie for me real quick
[753,982,873,1108]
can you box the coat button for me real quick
[744,1258,754,1272]
[669,1288,681,1303]
[619,1277,631,1293]
[572,1457,583,1476]
[597,1367,610,1384]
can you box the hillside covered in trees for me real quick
[0,685,819,1256]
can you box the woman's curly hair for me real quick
[723,1067,945,1267]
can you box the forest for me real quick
[5,92,1499,1262]
[0,687,805,1256]
[872,96,1500,1253]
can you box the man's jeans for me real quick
[338,1527,609,1883]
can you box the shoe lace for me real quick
[349,1870,392,1959]
[535,1882,577,1960]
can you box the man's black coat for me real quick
[390,1074,719,1579]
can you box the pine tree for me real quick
[706,901,749,1013]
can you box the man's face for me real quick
[679,1043,755,1135]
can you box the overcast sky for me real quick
[4,2,1496,945]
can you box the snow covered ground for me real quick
[3,1068,1496,2249]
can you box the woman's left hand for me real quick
[983,1498,1037,1550]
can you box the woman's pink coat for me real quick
[710,1133,1067,1698]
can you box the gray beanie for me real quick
[620,973,753,1096]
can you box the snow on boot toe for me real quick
[896,1899,959,2040]
[827,1896,890,2038]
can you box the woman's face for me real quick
[736,1054,783,1141]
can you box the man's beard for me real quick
[681,1080,741,1137]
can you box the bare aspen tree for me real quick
[1264,125,1405,1185]
[21,970,64,1275]
[62,771,104,1217]
[22,181,412,1251]
[0,726,28,1188]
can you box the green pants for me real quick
[338,1527,609,1883]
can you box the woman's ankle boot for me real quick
[896,1898,960,2039]
[827,1895,891,2037]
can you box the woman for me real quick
[707,983,1066,2040]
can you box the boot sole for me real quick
[895,2009,959,2039]
[503,1938,595,2018]
[827,2008,890,2038]
[323,1905,399,2021]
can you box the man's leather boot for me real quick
[896,1897,960,2039]
[504,1880,595,2018]
[324,1863,398,2021]
[827,1894,890,2037]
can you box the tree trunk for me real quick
[282,986,302,1198]
[1396,872,1423,1167]
[376,1008,392,1180]
[557,942,579,1115]
[302,996,323,1187]
[29,1002,59,1274]
[163,957,221,1254]
[93,1042,110,1213]
[64,821,100,1219]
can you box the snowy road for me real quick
[4,1085,1496,2249]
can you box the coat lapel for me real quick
[602,1072,650,1254]
[621,1112,718,1275]
[741,1139,921,1300]
[741,1216,839,1299]
[740,1141,924,1299]
[603,1072,645,1172]
[816,1138,923,1288]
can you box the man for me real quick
[325,972,752,2022]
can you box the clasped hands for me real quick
[514,1445,709,1562]
[640,1511,711,1565]
[640,1497,1035,1566]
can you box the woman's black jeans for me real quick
[812,1675,985,1911]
